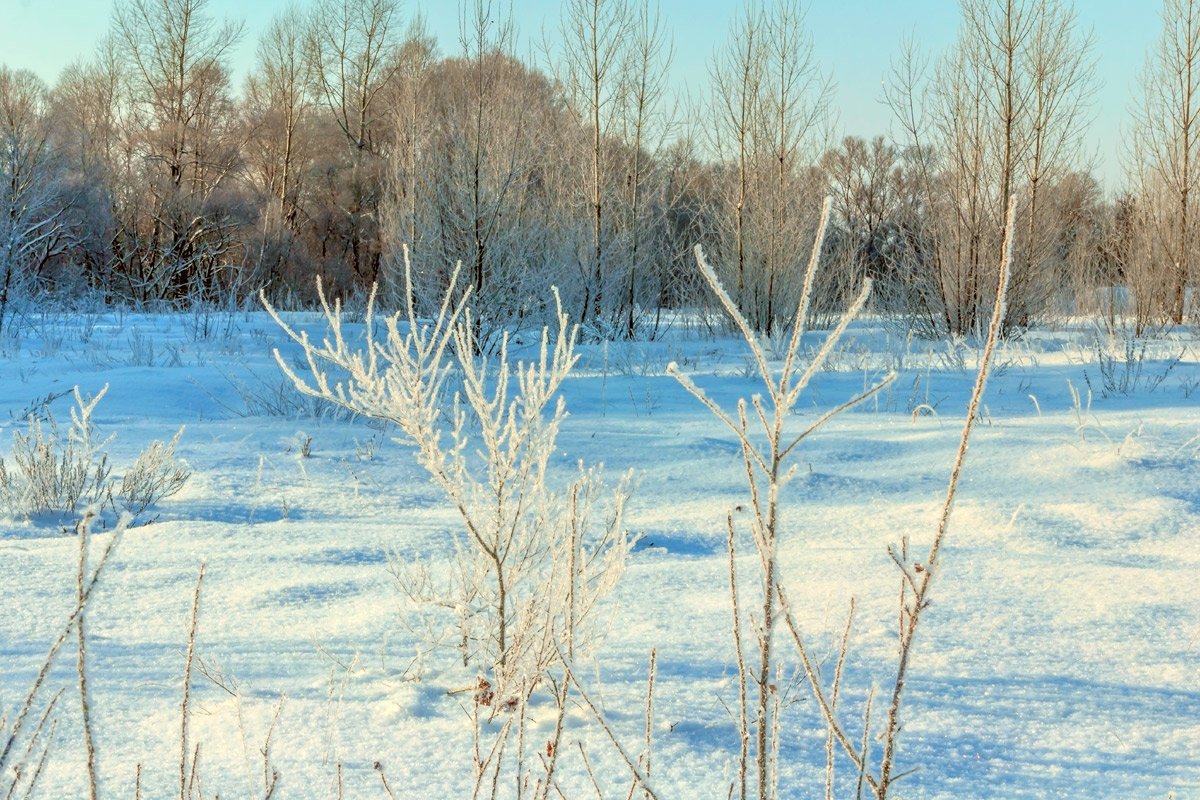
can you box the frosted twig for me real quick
[556,652,664,800]
[181,563,206,800]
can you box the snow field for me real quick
[0,312,1197,798]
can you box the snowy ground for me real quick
[0,306,1198,799]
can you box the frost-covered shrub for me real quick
[1083,327,1184,397]
[0,387,113,519]
[0,385,190,521]
[119,427,191,515]
[265,253,634,702]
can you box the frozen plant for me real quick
[0,386,113,519]
[119,427,191,515]
[1,510,128,800]
[0,385,191,522]
[263,250,634,705]
[669,198,895,800]
[779,196,1017,800]
[1083,326,1185,397]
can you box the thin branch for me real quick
[180,563,206,800]
[877,193,1016,795]
[776,584,878,796]
[557,653,664,800]
[0,513,128,778]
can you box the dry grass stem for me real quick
[375,761,398,800]
[0,512,127,787]
[180,564,206,800]
[824,599,855,800]
[776,586,874,793]
[261,695,285,797]
[557,652,662,800]
[577,741,605,800]
[75,516,98,800]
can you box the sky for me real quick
[0,0,1166,189]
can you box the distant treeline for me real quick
[1,0,1196,339]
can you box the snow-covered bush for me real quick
[264,252,634,704]
[1084,326,1185,397]
[0,387,112,519]
[119,427,191,515]
[0,385,190,521]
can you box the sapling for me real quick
[780,195,1018,799]
[668,198,895,800]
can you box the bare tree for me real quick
[305,0,401,157]
[394,0,570,344]
[50,48,124,289]
[248,6,311,235]
[708,0,829,334]
[1129,0,1200,324]
[112,0,246,301]
[819,136,909,316]
[709,3,765,313]
[615,4,674,338]
[303,0,403,286]
[243,6,318,299]
[757,0,830,332]
[1011,0,1096,327]
[383,16,436,259]
[0,68,73,333]
[886,0,1094,335]
[53,41,123,188]
[557,0,632,330]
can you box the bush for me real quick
[1083,327,1184,397]
[0,385,191,522]
[265,252,635,797]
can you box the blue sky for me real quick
[0,0,1164,188]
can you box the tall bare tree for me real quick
[819,135,910,315]
[0,68,70,332]
[112,0,245,301]
[558,0,632,329]
[391,0,565,344]
[1130,0,1200,324]
[757,0,830,331]
[248,7,311,235]
[114,0,243,192]
[710,3,764,311]
[384,15,436,258]
[886,0,1094,335]
[709,0,829,333]
[615,4,674,337]
[304,0,403,285]
[50,39,127,286]
[242,7,318,299]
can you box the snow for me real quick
[1,309,1198,798]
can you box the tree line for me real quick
[1,0,1197,340]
